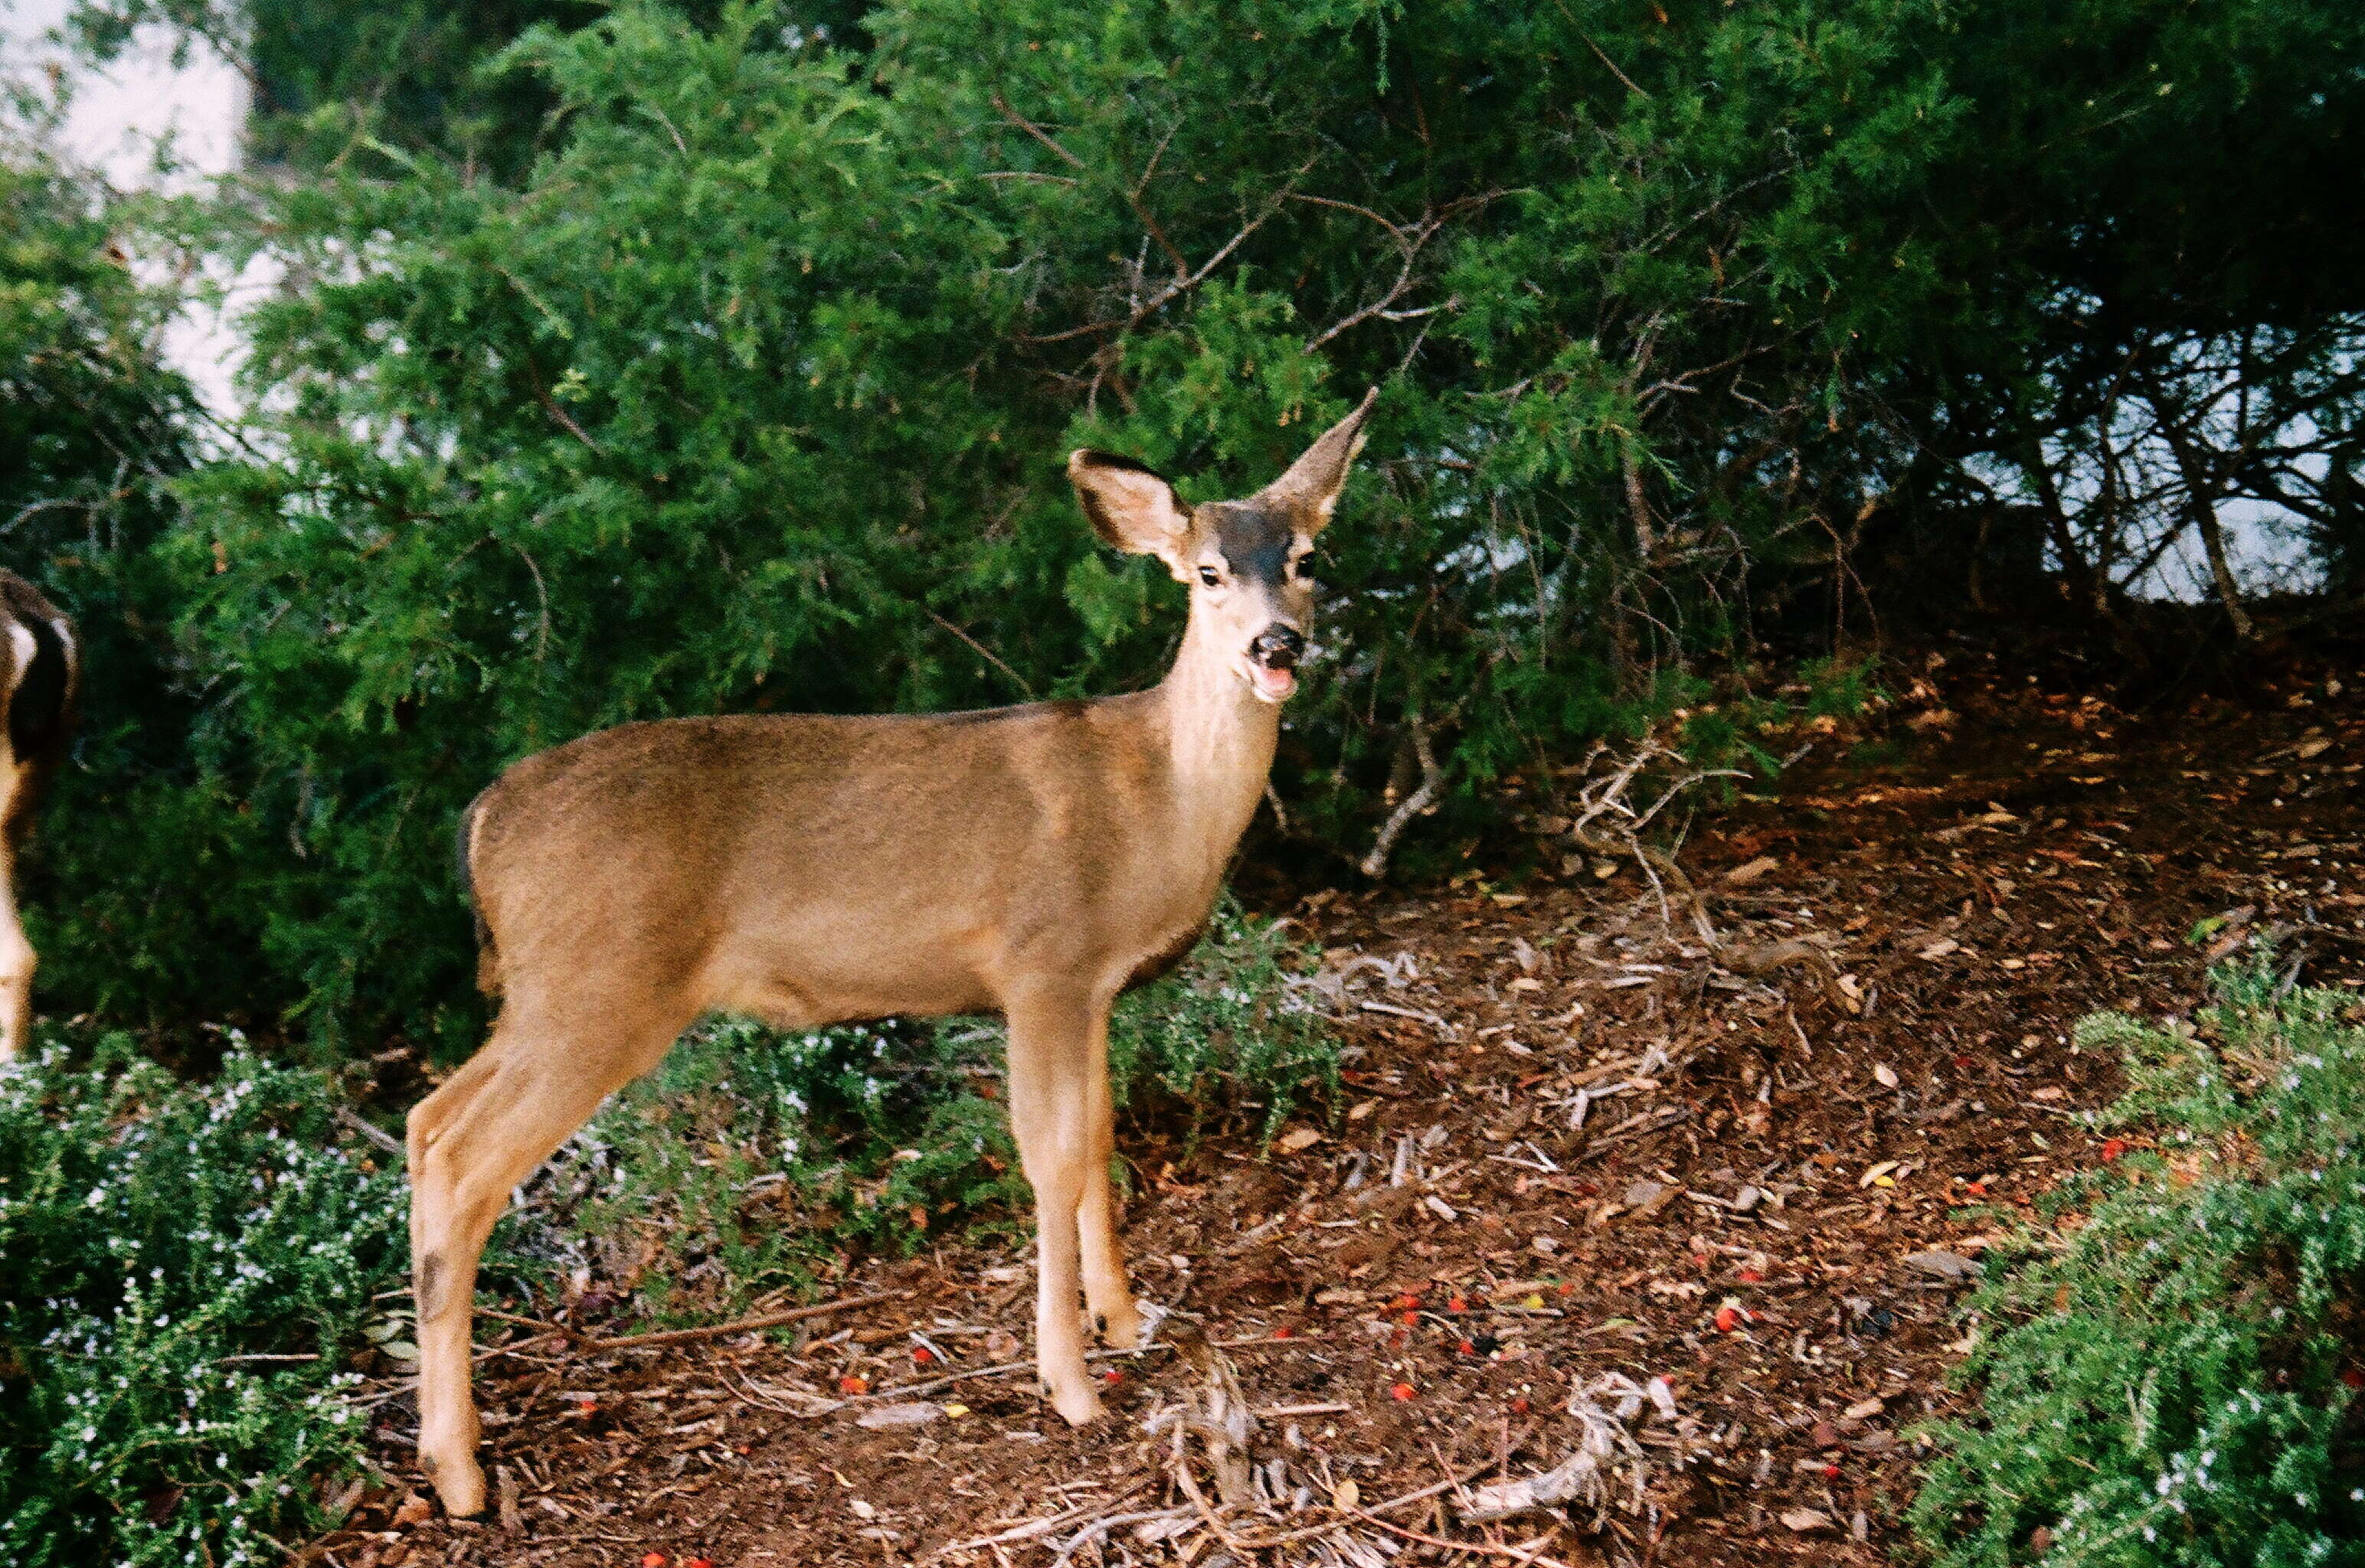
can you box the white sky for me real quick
[2,0,246,188]
[3,0,253,419]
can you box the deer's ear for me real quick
[1068,450,1192,569]
[1257,387,1379,532]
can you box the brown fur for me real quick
[407,391,1377,1516]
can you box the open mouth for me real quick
[1245,662,1297,704]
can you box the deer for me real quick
[0,571,76,1063]
[405,389,1379,1515]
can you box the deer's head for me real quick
[1068,389,1378,705]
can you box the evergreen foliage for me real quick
[0,139,263,1028]
[0,1035,404,1567]
[1913,956,2365,1566]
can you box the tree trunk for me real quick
[2017,436,2110,622]
[2146,380,2256,642]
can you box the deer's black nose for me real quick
[1249,625,1304,671]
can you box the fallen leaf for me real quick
[1844,1396,1885,1420]
[1334,1478,1361,1511]
[855,1402,945,1429]
[1782,1508,1836,1533]
[393,1495,433,1530]
[1726,856,1780,885]
[1873,1063,1899,1089]
[1903,1249,1984,1282]
[1276,1125,1323,1155]
[1917,937,1960,960]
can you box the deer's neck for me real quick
[1153,611,1281,866]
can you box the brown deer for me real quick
[407,390,1378,1515]
[0,572,76,1063]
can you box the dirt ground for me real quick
[323,638,2365,1568]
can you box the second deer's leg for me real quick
[1071,1008,1141,1348]
[0,841,34,1062]
[1004,987,1108,1426]
[407,1003,682,1515]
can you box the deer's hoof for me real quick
[1095,1301,1147,1350]
[1048,1381,1103,1428]
[421,1447,486,1518]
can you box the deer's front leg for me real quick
[1005,988,1105,1426]
[0,850,35,1063]
[1071,1007,1142,1349]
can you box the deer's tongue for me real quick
[1248,663,1297,703]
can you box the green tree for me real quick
[0,134,270,1028]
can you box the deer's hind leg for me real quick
[407,992,692,1515]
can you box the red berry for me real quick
[1714,1305,1742,1334]
[642,1554,668,1568]
[1447,1296,1468,1314]
[838,1374,868,1395]
[1273,1326,1293,1339]
[2101,1138,2128,1161]
[912,1346,934,1364]
[1102,1368,1122,1386]
[1457,1340,1477,1356]
[1390,1381,1416,1400]
[1511,1396,1530,1414]
[1737,1269,1764,1283]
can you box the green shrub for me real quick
[1912,953,2365,1566]
[1109,897,1339,1147]
[0,1036,406,1567]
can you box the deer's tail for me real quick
[456,789,499,997]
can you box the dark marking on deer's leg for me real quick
[421,1452,441,1478]
[1094,1312,1107,1335]
[416,1253,443,1319]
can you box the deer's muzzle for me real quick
[1249,625,1304,671]
[1245,624,1304,704]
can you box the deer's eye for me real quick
[1292,554,1317,580]
[1198,566,1221,587]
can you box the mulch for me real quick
[318,642,2365,1568]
